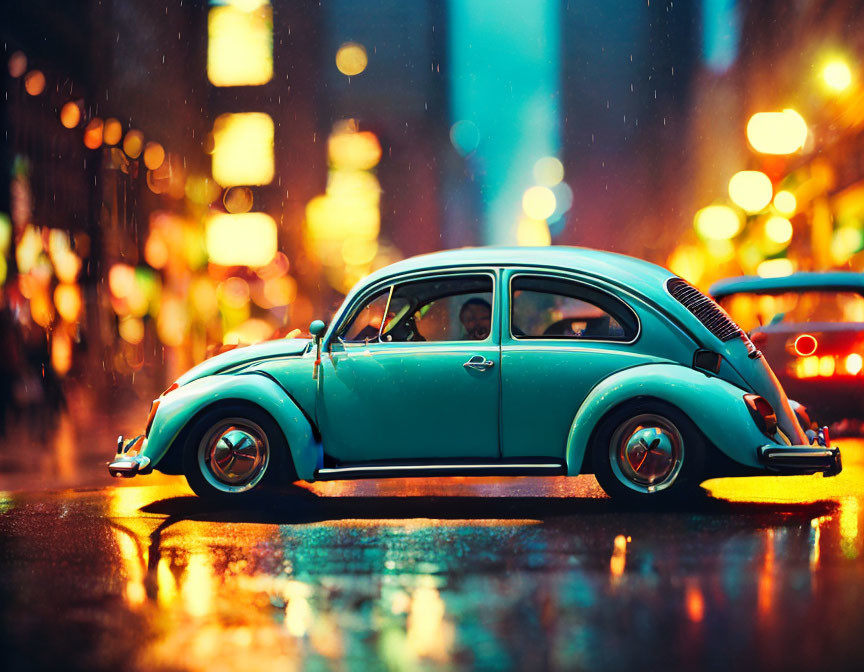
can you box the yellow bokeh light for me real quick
[103,118,122,146]
[51,332,72,376]
[60,102,81,129]
[143,142,165,170]
[522,186,556,220]
[83,118,104,149]
[212,112,274,186]
[516,217,551,246]
[773,190,796,215]
[694,205,742,240]
[54,283,82,323]
[328,130,381,170]
[24,70,45,96]
[118,316,145,345]
[335,43,368,76]
[123,130,144,159]
[728,171,772,213]
[207,2,273,87]
[746,109,808,155]
[206,212,277,267]
[757,258,794,278]
[533,157,564,187]
[822,60,852,92]
[223,318,273,346]
[764,216,793,244]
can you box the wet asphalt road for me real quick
[1,440,864,671]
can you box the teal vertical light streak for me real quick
[448,0,561,244]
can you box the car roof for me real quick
[357,246,674,295]
[710,272,864,298]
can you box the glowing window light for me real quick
[207,2,273,87]
[746,110,807,155]
[516,217,551,246]
[335,42,368,76]
[522,186,556,220]
[694,205,742,240]
[845,353,863,376]
[206,212,277,267]
[822,60,852,93]
[757,258,794,278]
[765,216,793,244]
[103,118,122,146]
[728,171,772,213]
[773,190,796,216]
[60,102,82,129]
[533,157,564,187]
[211,112,274,186]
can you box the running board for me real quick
[313,461,566,481]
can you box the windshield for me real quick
[717,291,864,332]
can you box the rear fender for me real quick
[565,363,770,475]
[142,372,321,480]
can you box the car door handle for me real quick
[463,355,495,372]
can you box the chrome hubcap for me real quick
[198,418,269,493]
[610,414,684,493]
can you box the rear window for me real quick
[717,291,864,333]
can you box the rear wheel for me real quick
[182,405,286,502]
[592,401,705,503]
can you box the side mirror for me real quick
[310,320,326,380]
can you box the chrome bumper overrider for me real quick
[759,427,841,477]
[108,434,151,478]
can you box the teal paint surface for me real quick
[710,272,864,298]
[448,0,561,243]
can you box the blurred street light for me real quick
[821,59,853,93]
[694,204,743,240]
[773,190,796,216]
[764,215,793,244]
[746,109,808,154]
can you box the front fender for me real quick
[142,372,321,480]
[565,363,770,475]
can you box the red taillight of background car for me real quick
[792,333,818,357]
[744,394,778,436]
[145,400,160,436]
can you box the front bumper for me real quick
[759,427,842,477]
[108,434,151,478]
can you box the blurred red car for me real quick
[710,272,864,429]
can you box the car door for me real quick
[317,271,501,463]
[500,269,644,460]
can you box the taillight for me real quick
[145,400,160,437]
[792,334,818,357]
[744,394,778,436]
[161,382,179,397]
[845,353,863,376]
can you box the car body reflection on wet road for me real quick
[1,440,864,671]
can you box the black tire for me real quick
[591,400,706,503]
[182,404,290,502]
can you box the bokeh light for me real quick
[694,205,743,240]
[83,118,104,149]
[533,157,564,187]
[206,212,277,267]
[24,70,45,96]
[60,102,82,129]
[746,109,808,155]
[123,130,144,159]
[449,120,480,156]
[207,1,273,86]
[757,258,794,278]
[764,216,793,244]
[522,186,556,220]
[54,283,82,323]
[8,51,27,78]
[143,142,165,170]
[516,217,551,246]
[335,42,368,76]
[845,353,864,376]
[728,170,772,213]
[773,190,796,215]
[328,128,382,170]
[103,118,122,145]
[223,187,254,214]
[211,113,274,186]
[822,59,852,92]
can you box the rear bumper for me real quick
[108,435,151,478]
[758,443,842,477]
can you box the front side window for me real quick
[511,275,637,341]
[339,289,391,343]
[381,275,494,342]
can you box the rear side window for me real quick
[510,275,638,341]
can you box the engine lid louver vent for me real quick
[666,278,755,353]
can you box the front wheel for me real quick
[182,405,286,502]
[591,401,705,503]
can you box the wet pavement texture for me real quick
[1,440,864,671]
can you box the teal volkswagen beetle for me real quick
[109,247,841,502]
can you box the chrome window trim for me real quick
[331,267,498,348]
[506,271,641,345]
